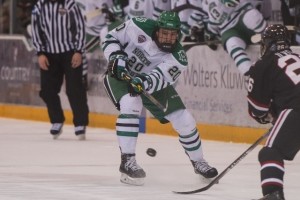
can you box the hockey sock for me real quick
[225,36,251,75]
[179,127,203,161]
[116,114,139,153]
[166,109,204,161]
[258,147,285,196]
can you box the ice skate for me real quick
[119,153,146,186]
[75,126,86,140]
[50,123,63,140]
[191,160,218,179]
[256,191,285,200]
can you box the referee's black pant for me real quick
[39,51,89,126]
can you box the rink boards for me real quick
[2,35,299,143]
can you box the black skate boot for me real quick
[191,160,218,178]
[257,191,285,200]
[119,153,146,186]
[50,123,63,140]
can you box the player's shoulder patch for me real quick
[172,43,188,66]
[132,17,156,37]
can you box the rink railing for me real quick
[3,35,296,143]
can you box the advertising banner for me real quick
[178,45,259,127]
[0,35,42,105]
[1,35,300,129]
[0,35,119,115]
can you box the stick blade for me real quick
[172,185,209,194]
[172,190,200,194]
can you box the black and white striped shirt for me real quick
[31,0,85,54]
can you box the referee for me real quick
[31,0,89,140]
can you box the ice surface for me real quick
[0,118,298,200]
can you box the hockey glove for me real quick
[102,7,116,23]
[107,51,128,81]
[128,74,151,97]
[109,4,124,19]
[181,23,191,36]
[204,30,216,41]
[204,31,218,51]
[190,26,204,42]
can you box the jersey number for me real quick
[247,77,254,92]
[116,23,126,31]
[278,54,300,85]
[128,56,144,72]
[168,66,181,81]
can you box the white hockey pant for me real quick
[242,8,267,33]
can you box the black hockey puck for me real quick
[146,148,156,157]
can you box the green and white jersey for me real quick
[102,17,188,94]
[124,0,171,20]
[202,0,253,35]
[75,0,113,36]
[124,0,154,20]
[187,0,207,29]
[152,0,172,19]
[172,0,202,35]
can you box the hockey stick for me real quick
[122,73,167,112]
[171,3,205,13]
[183,40,220,51]
[173,129,271,194]
[85,2,202,23]
[251,25,296,43]
[85,3,203,23]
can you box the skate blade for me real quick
[52,131,62,140]
[120,173,145,186]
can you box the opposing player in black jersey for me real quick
[247,24,300,200]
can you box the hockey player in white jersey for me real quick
[172,0,191,36]
[168,0,208,43]
[123,0,154,19]
[122,0,171,20]
[152,0,172,19]
[186,0,208,42]
[75,0,114,89]
[202,0,267,75]
[75,0,114,48]
[102,11,218,185]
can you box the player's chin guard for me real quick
[153,11,181,53]
[260,24,291,57]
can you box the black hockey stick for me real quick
[171,2,205,13]
[173,129,271,194]
[122,73,167,112]
[183,40,220,51]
